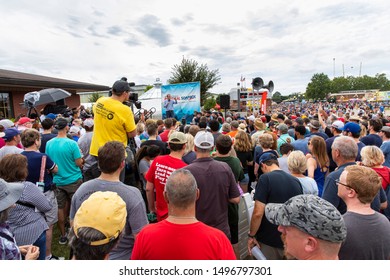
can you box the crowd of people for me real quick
[1,79,390,260]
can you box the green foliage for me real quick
[144,85,153,92]
[215,95,221,105]
[87,92,102,103]
[168,58,221,105]
[272,91,283,103]
[306,73,331,100]
[308,73,390,99]
[203,96,216,111]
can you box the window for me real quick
[0,92,12,119]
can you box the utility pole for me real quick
[237,83,240,112]
[333,58,335,78]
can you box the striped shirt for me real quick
[8,181,52,246]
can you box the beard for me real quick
[281,232,296,260]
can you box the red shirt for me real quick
[131,220,236,260]
[372,166,390,191]
[159,129,171,142]
[145,155,187,221]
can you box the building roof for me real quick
[0,69,110,92]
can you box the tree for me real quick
[330,76,351,93]
[168,58,221,105]
[88,92,102,103]
[272,91,282,103]
[203,96,216,111]
[144,85,153,92]
[305,73,331,100]
[329,73,390,93]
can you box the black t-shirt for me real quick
[39,133,57,153]
[141,140,168,155]
[254,170,303,248]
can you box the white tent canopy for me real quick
[138,78,163,119]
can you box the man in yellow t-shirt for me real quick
[90,79,137,159]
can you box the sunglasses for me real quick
[335,179,358,194]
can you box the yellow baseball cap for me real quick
[73,191,127,246]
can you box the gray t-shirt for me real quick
[0,145,23,160]
[70,179,148,260]
[138,159,150,190]
[77,132,96,170]
[297,177,319,195]
[339,211,390,260]
[277,157,290,174]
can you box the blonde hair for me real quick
[136,122,145,134]
[259,133,274,149]
[359,124,367,138]
[234,130,252,152]
[72,118,83,126]
[267,131,278,151]
[184,133,194,154]
[287,151,307,174]
[360,146,384,167]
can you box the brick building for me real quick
[0,69,109,119]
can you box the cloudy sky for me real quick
[1,0,389,95]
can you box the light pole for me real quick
[333,58,335,78]
[237,83,241,112]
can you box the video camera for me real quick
[109,77,142,109]
[122,77,142,110]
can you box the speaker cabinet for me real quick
[220,95,230,109]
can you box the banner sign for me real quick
[161,82,201,123]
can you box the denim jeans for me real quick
[33,231,47,260]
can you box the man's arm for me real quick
[75,158,84,168]
[247,200,265,254]
[229,196,240,204]
[50,165,59,174]
[145,181,156,213]
[127,129,137,139]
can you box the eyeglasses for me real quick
[334,179,358,194]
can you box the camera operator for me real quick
[89,78,137,182]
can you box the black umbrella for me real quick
[24,88,71,107]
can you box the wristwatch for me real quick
[248,233,256,239]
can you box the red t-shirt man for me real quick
[131,220,236,260]
[145,155,187,221]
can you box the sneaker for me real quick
[59,235,68,245]
[46,254,59,260]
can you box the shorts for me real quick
[228,203,239,244]
[56,179,83,209]
[240,173,249,184]
[44,190,58,225]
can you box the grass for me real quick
[51,223,71,260]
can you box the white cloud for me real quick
[0,0,389,96]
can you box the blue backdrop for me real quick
[161,82,201,123]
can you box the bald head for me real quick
[164,169,198,209]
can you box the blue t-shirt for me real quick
[380,141,390,168]
[46,137,82,186]
[21,151,56,192]
[361,134,383,148]
[292,138,309,155]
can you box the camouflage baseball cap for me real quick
[265,194,347,243]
